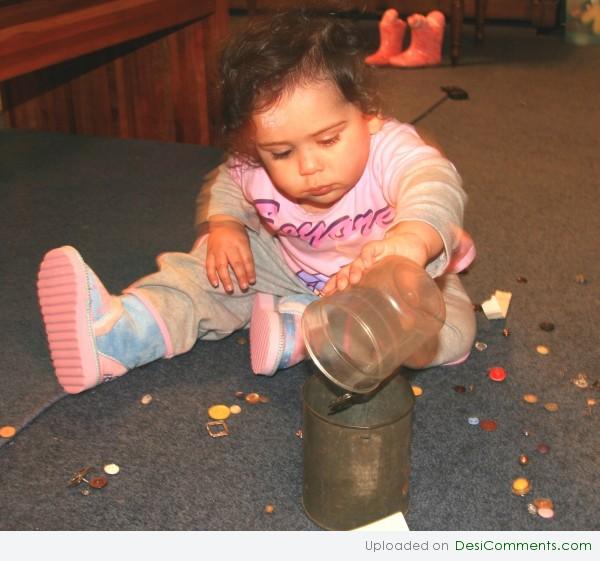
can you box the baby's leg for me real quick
[131,226,309,355]
[403,273,476,369]
[38,226,306,394]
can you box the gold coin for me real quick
[264,504,275,514]
[587,398,598,407]
[0,425,16,438]
[229,404,242,414]
[536,345,550,355]
[511,477,532,496]
[544,402,559,412]
[140,394,153,405]
[411,385,423,397]
[523,394,539,404]
[245,392,260,404]
[208,404,231,420]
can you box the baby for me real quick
[37,10,476,394]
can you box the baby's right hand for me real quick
[205,219,256,293]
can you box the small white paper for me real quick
[351,511,410,531]
[481,289,512,320]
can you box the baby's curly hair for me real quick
[218,9,382,164]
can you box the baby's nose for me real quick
[298,149,323,176]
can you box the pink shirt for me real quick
[230,119,449,293]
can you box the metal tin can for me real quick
[302,372,415,530]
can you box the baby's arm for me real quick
[321,221,443,294]
[195,164,259,293]
[323,127,466,294]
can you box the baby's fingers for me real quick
[205,252,220,288]
[228,249,254,291]
[348,258,367,285]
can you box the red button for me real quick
[488,366,507,382]
[480,419,497,432]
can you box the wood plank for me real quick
[0,0,229,144]
[0,0,216,81]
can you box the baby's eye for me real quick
[319,135,340,147]
[272,149,292,160]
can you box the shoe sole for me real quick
[249,293,282,376]
[37,246,100,394]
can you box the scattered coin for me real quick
[229,404,242,415]
[502,328,510,337]
[245,393,260,404]
[140,394,153,405]
[516,276,528,283]
[488,366,507,382]
[587,398,597,407]
[208,404,231,420]
[533,498,554,510]
[103,463,120,475]
[0,425,16,439]
[295,429,303,439]
[544,402,559,412]
[236,336,247,345]
[411,385,423,397]
[453,385,466,393]
[467,417,480,426]
[80,488,91,496]
[518,454,529,466]
[537,507,555,519]
[572,372,589,389]
[89,476,108,489]
[235,391,246,399]
[480,419,497,432]
[264,504,275,514]
[523,394,539,404]
[522,429,532,437]
[511,477,532,496]
[536,345,550,355]
[466,384,476,393]
[574,274,587,285]
[474,341,487,351]
[536,443,550,455]
[527,503,538,515]
[539,322,555,332]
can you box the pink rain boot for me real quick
[389,10,445,68]
[37,246,172,394]
[364,9,407,66]
[249,293,317,376]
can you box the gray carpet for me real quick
[0,20,599,531]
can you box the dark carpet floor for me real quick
[1,20,599,531]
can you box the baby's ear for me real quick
[366,115,384,134]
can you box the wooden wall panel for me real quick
[0,0,229,144]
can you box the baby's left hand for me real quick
[321,232,429,296]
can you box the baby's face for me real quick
[252,80,380,212]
